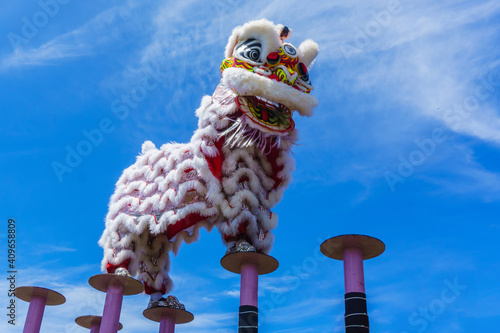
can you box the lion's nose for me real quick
[266,52,280,66]
[262,52,300,86]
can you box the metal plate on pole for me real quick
[221,251,279,275]
[75,315,123,330]
[88,273,144,295]
[320,234,385,260]
[15,286,66,306]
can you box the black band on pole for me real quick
[238,305,258,333]
[344,292,369,333]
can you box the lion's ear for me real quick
[298,39,319,70]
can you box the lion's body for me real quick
[99,19,318,295]
[99,86,294,293]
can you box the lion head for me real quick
[214,19,319,149]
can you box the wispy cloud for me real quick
[421,154,500,201]
[223,289,239,298]
[3,0,499,199]
[329,0,500,143]
[33,244,78,256]
[281,0,500,199]
[111,0,500,150]
[1,1,148,69]
[0,265,241,333]
[265,296,341,325]
[2,41,88,68]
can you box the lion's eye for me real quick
[235,38,262,63]
[282,43,297,58]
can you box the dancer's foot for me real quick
[226,239,256,255]
[147,295,186,310]
[113,267,131,277]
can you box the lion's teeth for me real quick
[254,96,283,110]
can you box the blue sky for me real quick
[1,0,499,332]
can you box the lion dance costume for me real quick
[99,19,319,299]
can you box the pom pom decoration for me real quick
[99,18,319,295]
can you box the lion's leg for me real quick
[98,216,139,275]
[135,231,173,296]
[100,219,173,303]
[217,207,278,254]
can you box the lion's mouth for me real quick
[236,96,295,133]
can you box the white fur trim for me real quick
[222,67,318,116]
[142,141,156,154]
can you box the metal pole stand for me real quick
[89,272,144,333]
[75,315,123,333]
[320,234,385,333]
[143,296,194,333]
[220,241,279,333]
[15,286,66,333]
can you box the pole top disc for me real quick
[15,286,66,305]
[88,273,144,295]
[320,234,385,260]
[221,251,279,275]
[75,315,123,330]
[143,306,194,324]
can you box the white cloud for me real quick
[181,312,235,333]
[333,0,500,144]
[102,0,500,158]
[275,0,500,199]
[0,265,241,333]
[422,160,500,201]
[264,296,341,325]
[1,1,147,69]
[33,245,78,255]
[223,289,240,298]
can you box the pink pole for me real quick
[23,294,47,333]
[240,262,258,307]
[159,314,176,333]
[100,284,125,333]
[90,321,101,333]
[343,246,365,293]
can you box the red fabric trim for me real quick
[106,258,130,274]
[143,282,166,295]
[238,221,248,235]
[203,137,225,181]
[165,212,208,240]
[223,220,250,243]
[266,146,284,189]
